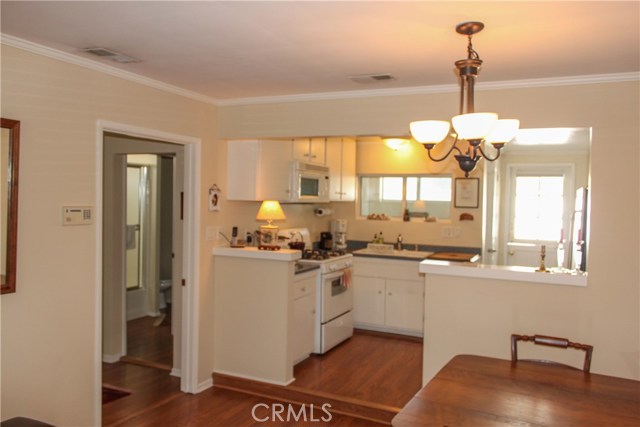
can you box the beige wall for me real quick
[220,81,640,381]
[0,45,219,425]
[1,39,638,426]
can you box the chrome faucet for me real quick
[396,234,403,250]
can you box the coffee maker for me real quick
[331,219,348,251]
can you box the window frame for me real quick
[358,173,453,222]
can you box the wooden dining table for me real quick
[392,354,640,427]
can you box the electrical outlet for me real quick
[441,226,452,238]
[453,227,462,238]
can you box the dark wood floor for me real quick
[104,327,422,426]
[103,363,384,427]
[123,316,173,369]
[292,331,422,408]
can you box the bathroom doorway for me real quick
[123,154,175,369]
[102,133,184,377]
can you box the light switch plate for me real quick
[62,206,93,226]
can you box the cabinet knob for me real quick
[378,290,382,294]
[312,309,316,314]
[388,292,392,296]
[301,287,306,292]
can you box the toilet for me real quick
[159,279,172,309]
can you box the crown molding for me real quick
[1,34,219,105]
[218,72,640,106]
[3,33,638,108]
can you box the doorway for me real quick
[101,133,185,378]
[121,155,175,369]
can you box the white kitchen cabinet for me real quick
[326,137,356,201]
[227,139,293,201]
[293,137,326,165]
[352,257,424,336]
[292,270,317,364]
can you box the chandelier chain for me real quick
[467,34,480,60]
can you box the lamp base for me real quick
[258,224,279,247]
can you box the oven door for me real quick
[321,270,353,323]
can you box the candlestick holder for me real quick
[536,244,550,273]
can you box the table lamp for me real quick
[256,200,286,248]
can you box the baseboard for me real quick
[102,353,123,363]
[170,368,181,378]
[196,378,213,393]
[213,369,295,387]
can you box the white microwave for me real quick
[290,161,330,203]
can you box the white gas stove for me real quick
[279,228,354,354]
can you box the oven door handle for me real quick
[323,270,345,281]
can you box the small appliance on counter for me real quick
[331,219,347,251]
[320,232,333,250]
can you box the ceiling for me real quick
[1,1,638,102]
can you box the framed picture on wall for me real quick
[455,178,480,208]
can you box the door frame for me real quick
[500,162,575,266]
[94,120,201,417]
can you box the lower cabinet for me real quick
[292,270,317,364]
[352,258,424,336]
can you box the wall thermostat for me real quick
[62,206,93,226]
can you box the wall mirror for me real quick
[1,118,20,294]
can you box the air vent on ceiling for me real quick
[349,73,396,84]
[80,47,141,64]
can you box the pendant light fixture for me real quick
[410,22,520,177]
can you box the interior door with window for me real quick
[503,165,574,268]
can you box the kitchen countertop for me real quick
[352,248,434,261]
[212,246,301,261]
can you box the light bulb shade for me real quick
[409,120,450,144]
[485,119,520,144]
[383,138,409,150]
[452,112,498,140]
[256,200,286,222]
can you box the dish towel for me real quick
[343,267,353,288]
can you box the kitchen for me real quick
[211,126,582,422]
[1,2,638,426]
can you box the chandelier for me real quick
[410,22,519,177]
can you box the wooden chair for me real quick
[511,334,593,373]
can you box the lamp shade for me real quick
[256,200,286,223]
[383,138,409,150]
[485,119,520,144]
[409,120,450,144]
[451,112,498,140]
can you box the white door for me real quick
[503,164,574,268]
[171,149,184,373]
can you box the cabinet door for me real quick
[292,292,316,364]
[339,138,356,201]
[384,279,424,333]
[293,138,325,165]
[293,138,311,163]
[352,275,385,326]
[256,139,293,201]
[309,137,326,165]
[326,138,356,201]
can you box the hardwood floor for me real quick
[103,363,384,426]
[103,327,421,426]
[292,330,423,408]
[122,316,172,369]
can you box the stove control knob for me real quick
[345,260,353,267]
[329,264,337,272]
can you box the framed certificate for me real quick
[454,178,480,208]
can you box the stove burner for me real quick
[301,249,347,260]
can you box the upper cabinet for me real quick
[293,137,326,165]
[326,137,356,201]
[227,139,293,201]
